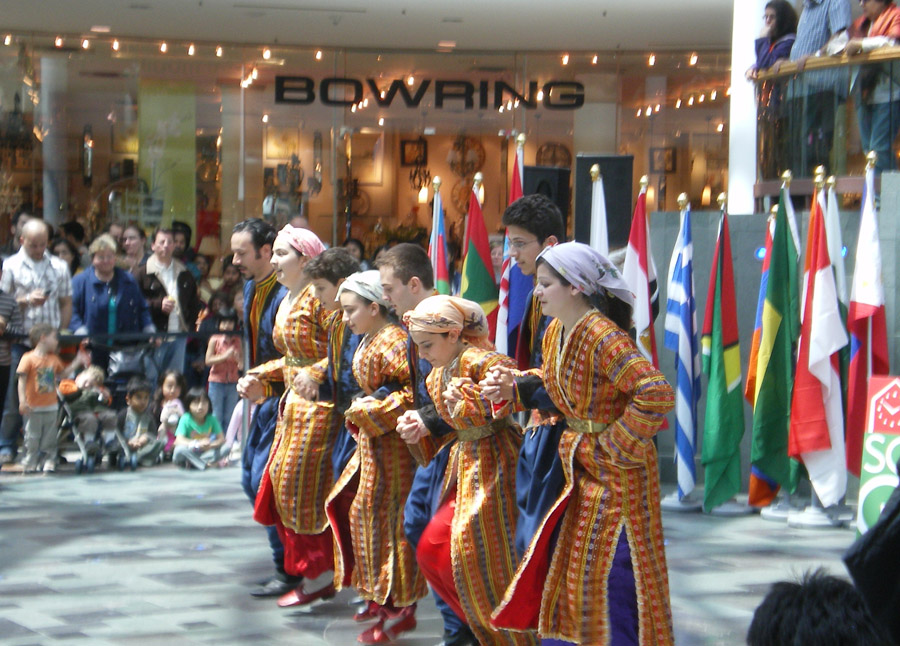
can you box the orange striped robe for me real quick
[327,323,426,607]
[426,347,538,646]
[250,284,335,533]
[493,311,675,645]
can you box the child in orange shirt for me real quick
[18,323,83,473]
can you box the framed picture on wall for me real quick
[265,125,299,160]
[650,147,676,173]
[401,138,427,167]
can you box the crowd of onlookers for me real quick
[0,211,254,474]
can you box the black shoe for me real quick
[250,574,302,598]
[437,627,477,646]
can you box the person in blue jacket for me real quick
[231,219,291,598]
[70,234,155,370]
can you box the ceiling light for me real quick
[562,53,569,65]
[3,35,11,46]
[159,42,167,53]
[351,104,357,113]
[407,75,415,85]
[716,123,724,132]
[726,86,731,96]
[648,53,655,66]
[216,45,223,57]
[711,89,717,100]
[592,54,598,64]
[90,25,110,33]
[655,103,660,112]
[262,114,268,123]
[636,108,641,117]
[675,98,682,108]
[689,52,698,66]
[380,90,386,99]
[315,49,323,61]
[112,39,120,51]
[82,39,90,49]
[506,100,513,110]
[645,106,652,117]
[688,96,694,106]
[378,117,384,126]
[55,36,64,48]
[699,93,705,103]
[537,89,544,101]
[363,98,369,107]
[263,48,271,60]
[499,106,504,113]
[188,44,195,56]
[251,67,258,80]
[437,40,456,49]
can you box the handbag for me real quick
[108,346,151,378]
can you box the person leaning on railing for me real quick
[746,0,799,80]
[846,0,900,174]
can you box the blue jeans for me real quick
[0,344,26,457]
[857,98,900,175]
[149,337,186,386]
[208,382,239,432]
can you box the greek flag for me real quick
[664,203,700,500]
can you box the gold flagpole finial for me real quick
[432,176,442,191]
[717,192,727,209]
[677,193,689,209]
[826,175,836,190]
[473,172,483,190]
[866,150,877,170]
[639,175,649,189]
[590,164,600,182]
[770,204,779,215]
[781,169,792,188]
[516,133,526,149]
[814,165,826,189]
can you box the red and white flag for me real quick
[623,183,661,368]
[846,165,890,475]
[788,187,848,507]
[495,140,524,353]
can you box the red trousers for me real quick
[415,496,467,622]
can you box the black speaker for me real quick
[523,166,570,234]
[573,154,634,250]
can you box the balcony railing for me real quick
[754,46,900,197]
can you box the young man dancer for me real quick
[231,218,293,598]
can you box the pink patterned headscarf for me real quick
[537,241,634,307]
[404,295,493,350]
[276,225,325,258]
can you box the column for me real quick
[40,56,68,225]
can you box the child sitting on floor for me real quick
[115,376,164,467]
[154,370,186,461]
[173,386,226,470]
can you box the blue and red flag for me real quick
[429,180,451,295]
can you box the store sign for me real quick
[856,376,900,535]
[275,76,585,110]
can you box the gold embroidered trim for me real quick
[457,416,512,441]
[565,417,609,435]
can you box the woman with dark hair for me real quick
[745,0,799,79]
[342,237,371,270]
[487,242,675,645]
[51,237,81,276]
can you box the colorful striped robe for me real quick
[326,323,426,607]
[425,346,538,646]
[250,284,334,534]
[493,311,675,645]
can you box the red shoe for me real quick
[358,607,417,643]
[354,601,380,622]
[276,582,336,608]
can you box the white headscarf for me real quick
[537,241,634,308]
[336,270,389,307]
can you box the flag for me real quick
[461,182,499,336]
[847,165,890,476]
[700,207,744,511]
[788,184,848,507]
[623,184,661,368]
[590,170,609,256]
[495,141,525,353]
[750,186,800,505]
[665,202,700,500]
[745,214,779,507]
[428,183,451,295]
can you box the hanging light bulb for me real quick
[251,67,258,80]
[636,108,642,117]
[716,122,725,132]
[407,75,415,85]
[216,45,223,57]
[351,104,357,113]
[54,36,64,48]
[655,103,661,112]
[380,89,386,99]
[3,35,11,46]
[592,54,598,64]
[537,89,544,101]
[699,93,705,103]
[160,42,167,53]
[648,53,656,66]
[315,49,323,60]
[688,96,694,106]
[378,117,384,126]
[710,89,717,100]
[676,98,682,109]
[561,53,569,65]
[188,44,195,56]
[112,39,120,51]
[262,114,269,123]
[689,52,698,66]
[82,39,90,49]
[263,47,271,60]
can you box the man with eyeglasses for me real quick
[481,193,566,558]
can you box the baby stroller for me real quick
[57,381,103,474]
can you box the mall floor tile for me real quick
[0,463,856,645]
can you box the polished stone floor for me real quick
[0,462,857,646]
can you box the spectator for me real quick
[746,1,799,79]
[133,228,201,384]
[171,220,199,278]
[220,255,243,300]
[115,376,164,467]
[1,211,31,258]
[121,224,149,275]
[489,238,503,285]
[747,569,891,645]
[205,307,241,440]
[846,0,900,174]
[60,221,91,269]
[0,218,73,464]
[70,234,155,370]
[787,0,852,176]
[194,254,215,303]
[343,237,371,270]
[173,386,226,470]
[105,221,126,252]
[0,258,24,443]
[51,237,81,277]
